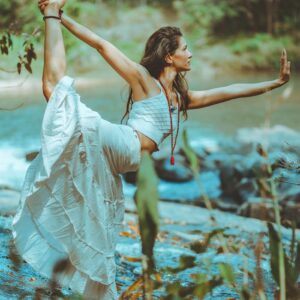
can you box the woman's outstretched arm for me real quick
[39,0,145,86]
[42,1,67,101]
[187,50,291,109]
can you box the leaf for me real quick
[179,254,196,268]
[291,242,300,285]
[122,256,142,263]
[135,152,159,273]
[4,46,8,55]
[190,240,207,253]
[32,50,37,60]
[218,263,235,286]
[290,221,296,263]
[7,32,12,48]
[190,228,225,253]
[181,128,199,174]
[267,222,281,286]
[256,144,268,158]
[193,276,223,299]
[165,255,197,274]
[120,276,143,299]
[240,286,251,300]
[267,222,294,290]
[24,63,32,74]
[17,62,22,74]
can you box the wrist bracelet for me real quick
[43,15,61,21]
[43,9,63,21]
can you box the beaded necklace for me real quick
[158,80,180,165]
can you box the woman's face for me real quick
[169,36,193,72]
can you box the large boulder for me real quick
[154,154,193,182]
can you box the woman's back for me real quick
[127,79,180,153]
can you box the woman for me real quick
[12,0,290,299]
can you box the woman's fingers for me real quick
[279,49,291,83]
[38,0,49,8]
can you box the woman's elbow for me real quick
[42,82,52,102]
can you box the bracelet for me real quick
[43,15,61,21]
[43,10,63,21]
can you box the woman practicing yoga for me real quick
[12,0,291,299]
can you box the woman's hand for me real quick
[278,49,291,85]
[38,0,66,14]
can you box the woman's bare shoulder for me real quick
[131,65,161,101]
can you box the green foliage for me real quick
[164,255,196,273]
[0,32,12,55]
[218,263,235,287]
[135,152,160,273]
[176,0,300,38]
[181,128,199,175]
[0,31,37,74]
[268,222,300,298]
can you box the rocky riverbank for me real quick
[124,125,300,228]
[0,125,299,298]
[1,196,299,299]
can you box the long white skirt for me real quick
[12,76,141,299]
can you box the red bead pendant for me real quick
[170,155,175,165]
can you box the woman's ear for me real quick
[165,53,173,65]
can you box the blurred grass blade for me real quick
[135,152,160,273]
[267,222,281,286]
[182,128,199,174]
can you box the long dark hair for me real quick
[121,26,189,124]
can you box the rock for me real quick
[154,154,193,182]
[236,126,300,150]
[237,197,275,222]
[282,201,300,227]
[122,171,137,184]
[235,178,259,203]
[25,151,39,162]
[219,163,243,201]
[158,170,221,204]
[215,198,239,212]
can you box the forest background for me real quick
[1,0,300,79]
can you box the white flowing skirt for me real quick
[12,76,141,299]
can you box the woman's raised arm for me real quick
[39,0,145,86]
[187,50,291,110]
[42,1,67,101]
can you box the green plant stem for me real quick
[142,255,153,300]
[270,179,286,300]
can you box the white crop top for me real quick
[127,79,180,151]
